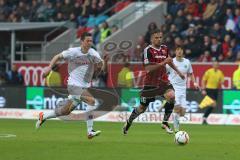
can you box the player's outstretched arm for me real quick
[44,53,63,77]
[145,57,173,72]
[189,73,199,89]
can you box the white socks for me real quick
[86,101,98,133]
[43,112,57,120]
[86,118,93,133]
[173,112,180,132]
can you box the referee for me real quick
[201,61,224,125]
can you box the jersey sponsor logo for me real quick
[144,58,149,64]
[155,55,167,59]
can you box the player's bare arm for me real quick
[188,73,199,89]
[44,53,63,77]
[145,57,172,72]
[93,61,104,77]
[201,78,207,95]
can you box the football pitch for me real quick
[0,119,239,160]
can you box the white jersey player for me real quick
[36,32,103,139]
[166,47,198,132]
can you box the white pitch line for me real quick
[0,134,17,138]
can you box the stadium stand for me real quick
[127,0,240,62]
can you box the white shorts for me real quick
[67,85,88,103]
[174,86,187,108]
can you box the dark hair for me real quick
[150,29,162,37]
[81,32,92,41]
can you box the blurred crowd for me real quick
[0,0,124,25]
[125,0,240,62]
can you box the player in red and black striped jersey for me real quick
[123,29,185,135]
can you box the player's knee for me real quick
[165,90,175,103]
[82,95,95,106]
[138,105,147,113]
[88,98,95,106]
[55,100,74,116]
[180,108,186,116]
[174,105,181,113]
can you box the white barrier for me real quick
[0,109,240,125]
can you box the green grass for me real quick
[0,119,239,160]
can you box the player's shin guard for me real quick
[173,112,180,132]
[162,102,174,124]
[128,108,142,124]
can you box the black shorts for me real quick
[140,83,174,107]
[206,89,218,101]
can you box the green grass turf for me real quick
[0,119,239,160]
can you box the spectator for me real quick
[221,34,231,60]
[165,14,173,29]
[117,62,133,88]
[168,24,179,38]
[44,2,55,21]
[93,25,101,45]
[78,0,91,26]
[98,0,108,14]
[229,39,240,60]
[46,65,62,87]
[61,0,73,19]
[181,23,197,37]
[69,12,76,22]
[198,50,212,62]
[15,1,29,22]
[100,21,111,43]
[232,64,240,89]
[195,0,207,19]
[234,8,240,38]
[72,2,82,18]
[173,9,186,31]
[0,0,9,22]
[213,0,227,25]
[111,25,119,34]
[29,0,40,21]
[0,71,6,85]
[131,35,145,62]
[144,22,158,45]
[201,35,211,53]
[92,53,109,87]
[184,0,198,16]
[174,36,183,48]
[36,0,49,21]
[236,51,240,63]
[6,65,24,85]
[210,36,222,60]
[7,11,18,22]
[185,36,201,60]
[210,22,226,40]
[203,0,218,26]
[225,8,235,32]
[54,12,65,22]
[89,0,99,16]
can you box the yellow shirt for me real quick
[202,68,224,89]
[233,67,240,89]
[117,67,133,88]
[46,71,62,87]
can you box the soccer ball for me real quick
[174,131,189,145]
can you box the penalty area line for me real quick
[0,134,17,138]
